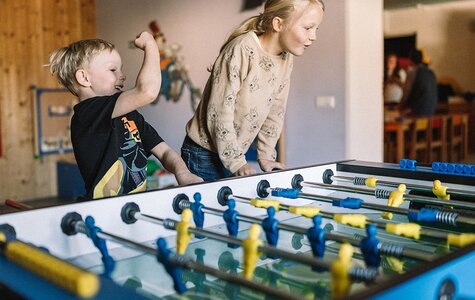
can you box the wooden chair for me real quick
[447,114,468,162]
[407,117,431,163]
[384,118,413,163]
[384,122,398,163]
[428,115,447,162]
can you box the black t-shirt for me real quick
[71,93,163,199]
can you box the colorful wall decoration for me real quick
[149,21,201,111]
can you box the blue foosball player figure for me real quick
[306,215,326,272]
[360,224,381,268]
[156,238,187,294]
[191,193,205,238]
[262,206,279,258]
[223,199,239,248]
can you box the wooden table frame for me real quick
[384,118,413,163]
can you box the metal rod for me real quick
[203,207,263,224]
[235,203,434,261]
[191,227,242,246]
[296,191,410,215]
[419,229,451,240]
[301,181,475,211]
[259,244,331,270]
[133,208,335,273]
[331,175,475,199]
[302,182,374,195]
[332,175,430,190]
[132,206,383,285]
[295,191,474,227]
[75,221,301,300]
[135,213,165,226]
[229,194,450,242]
[97,231,156,255]
[457,216,475,226]
[232,194,391,229]
[400,194,475,211]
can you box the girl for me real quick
[182,0,325,181]
[384,53,407,105]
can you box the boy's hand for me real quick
[234,163,257,177]
[134,31,157,50]
[175,171,204,185]
[258,159,284,172]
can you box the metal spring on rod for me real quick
[163,218,177,230]
[171,253,192,268]
[378,242,404,258]
[179,200,191,211]
[353,177,366,186]
[435,211,458,226]
[375,189,390,199]
[349,266,379,284]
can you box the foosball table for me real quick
[0,160,474,299]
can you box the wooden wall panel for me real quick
[80,0,97,39]
[0,0,7,159]
[0,0,96,202]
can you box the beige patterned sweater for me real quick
[186,31,293,173]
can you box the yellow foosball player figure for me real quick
[243,224,263,279]
[331,243,354,298]
[176,208,194,254]
[382,184,406,220]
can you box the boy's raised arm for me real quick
[112,31,161,118]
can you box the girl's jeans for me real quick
[181,136,233,181]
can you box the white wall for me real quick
[384,0,475,92]
[346,1,384,161]
[96,0,383,168]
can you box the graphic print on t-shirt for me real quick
[93,117,148,198]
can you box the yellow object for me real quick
[382,184,406,220]
[386,223,421,239]
[415,118,429,130]
[0,233,99,298]
[242,224,263,279]
[288,206,320,218]
[421,49,431,65]
[250,199,281,211]
[447,233,475,248]
[432,180,450,201]
[365,177,378,188]
[176,208,194,254]
[383,257,405,274]
[331,243,353,298]
[334,214,367,228]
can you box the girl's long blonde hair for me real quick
[220,0,324,53]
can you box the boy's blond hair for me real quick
[47,39,115,96]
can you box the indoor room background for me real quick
[2,0,474,202]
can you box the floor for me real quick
[2,152,475,215]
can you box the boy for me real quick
[48,32,202,199]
